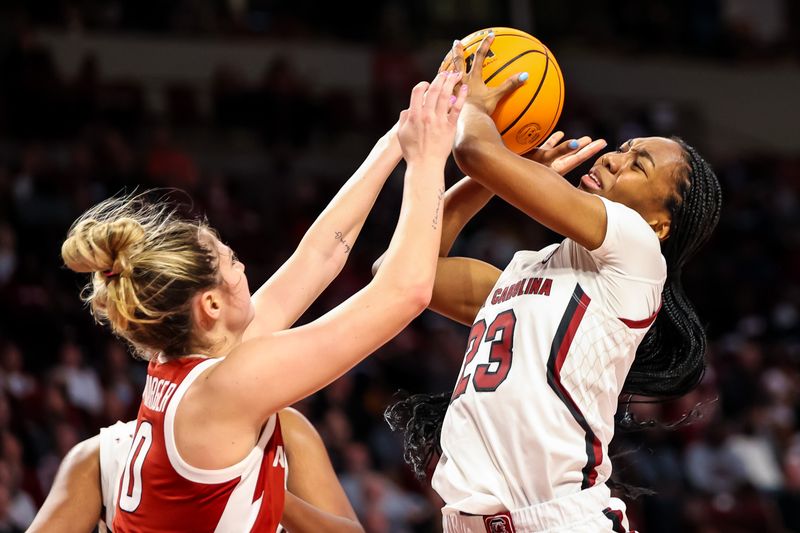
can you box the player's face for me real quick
[213,238,255,332]
[578,137,688,239]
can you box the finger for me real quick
[540,131,565,150]
[408,81,430,111]
[553,139,608,174]
[470,32,494,80]
[437,71,463,114]
[548,135,592,160]
[574,138,608,161]
[448,84,469,125]
[492,71,529,101]
[423,72,446,110]
[451,40,466,76]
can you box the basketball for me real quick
[444,27,565,154]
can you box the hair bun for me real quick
[62,217,145,276]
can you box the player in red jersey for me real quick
[28,408,362,532]
[57,71,468,532]
[380,35,722,532]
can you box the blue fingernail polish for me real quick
[569,140,579,149]
[519,72,529,82]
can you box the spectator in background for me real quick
[685,420,747,494]
[0,225,16,287]
[0,459,35,531]
[50,341,104,419]
[0,343,35,402]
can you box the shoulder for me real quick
[64,434,101,470]
[599,197,660,249]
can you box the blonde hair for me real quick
[61,192,221,359]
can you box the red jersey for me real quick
[113,357,286,532]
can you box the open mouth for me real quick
[581,169,602,190]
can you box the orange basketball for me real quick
[445,27,565,155]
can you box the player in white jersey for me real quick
[28,408,363,532]
[381,35,722,532]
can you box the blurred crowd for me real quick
[1,0,798,60]
[1,3,800,533]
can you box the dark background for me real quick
[0,1,798,531]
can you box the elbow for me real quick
[391,282,433,318]
[405,283,434,314]
[453,135,488,178]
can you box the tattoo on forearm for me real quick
[334,231,351,254]
[431,187,445,229]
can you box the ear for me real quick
[649,218,672,241]
[194,288,223,325]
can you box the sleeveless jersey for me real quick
[433,197,667,514]
[112,357,287,532]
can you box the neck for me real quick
[193,324,243,359]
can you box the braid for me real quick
[623,138,722,397]
[384,391,450,479]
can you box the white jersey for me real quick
[433,197,667,515]
[99,420,136,532]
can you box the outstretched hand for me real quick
[397,71,468,165]
[524,132,608,175]
[441,33,528,116]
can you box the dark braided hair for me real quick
[622,138,722,398]
[385,138,723,481]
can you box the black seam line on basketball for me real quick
[500,49,549,136]
[539,54,563,145]
[484,50,544,85]
[463,33,542,50]
[545,283,599,490]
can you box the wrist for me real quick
[465,98,491,116]
[405,157,447,175]
[378,128,403,158]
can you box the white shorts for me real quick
[441,484,634,533]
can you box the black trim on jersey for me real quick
[603,507,626,533]
[545,284,600,490]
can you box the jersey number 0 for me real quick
[452,310,517,401]
[119,421,153,513]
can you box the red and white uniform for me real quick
[112,357,286,533]
[433,198,665,532]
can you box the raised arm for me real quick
[372,149,604,327]
[279,408,363,533]
[209,71,469,424]
[451,35,609,250]
[244,124,403,338]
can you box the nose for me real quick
[601,151,625,175]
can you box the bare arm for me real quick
[27,437,102,533]
[244,124,403,338]
[208,72,469,427]
[279,408,363,533]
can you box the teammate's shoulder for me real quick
[63,434,101,472]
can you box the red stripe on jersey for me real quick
[554,292,591,371]
[546,284,604,490]
[602,507,627,532]
[618,304,661,329]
